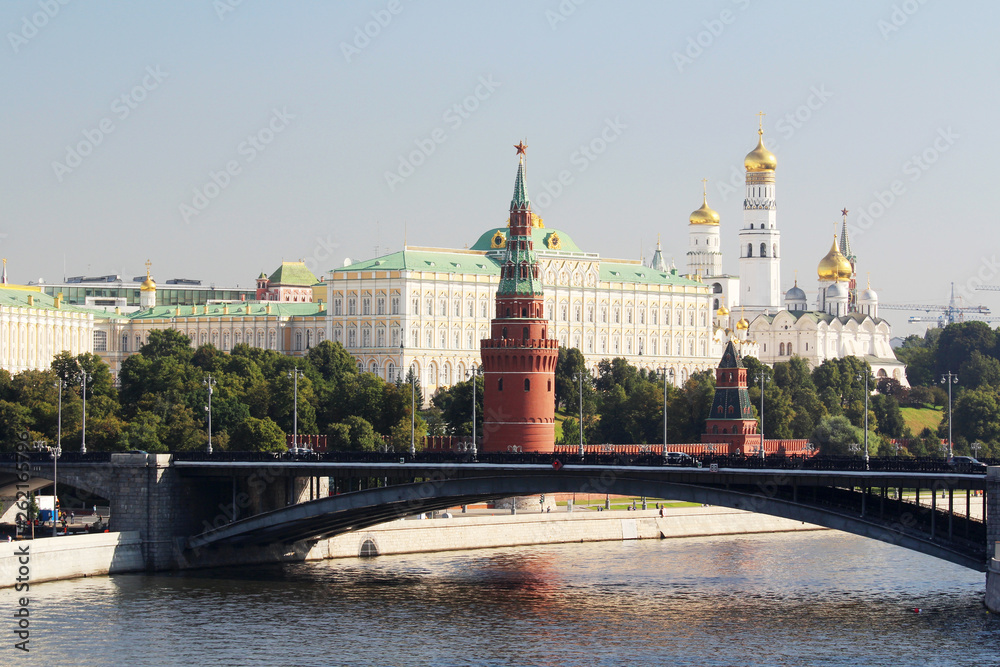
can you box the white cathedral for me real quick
[672,121,907,385]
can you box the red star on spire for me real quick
[514,140,528,156]
[841,208,849,217]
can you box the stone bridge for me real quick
[1,453,994,578]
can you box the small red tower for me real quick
[701,340,762,454]
[480,143,558,453]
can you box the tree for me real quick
[810,416,865,456]
[959,351,1000,390]
[140,329,195,362]
[936,321,996,378]
[432,375,483,437]
[871,394,905,438]
[0,401,32,452]
[554,347,587,410]
[335,415,381,451]
[947,388,1000,449]
[230,416,285,452]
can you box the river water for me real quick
[7,531,998,666]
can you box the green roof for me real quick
[267,261,318,286]
[128,302,325,320]
[470,226,584,254]
[336,250,500,276]
[599,262,703,287]
[511,157,529,209]
[0,287,95,315]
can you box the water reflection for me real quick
[13,531,998,667]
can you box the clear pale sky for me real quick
[2,1,997,337]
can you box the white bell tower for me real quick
[738,113,781,313]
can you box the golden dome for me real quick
[717,305,730,317]
[744,129,777,172]
[736,317,749,330]
[817,236,853,282]
[689,193,720,226]
[140,261,156,291]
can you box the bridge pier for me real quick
[987,468,1000,612]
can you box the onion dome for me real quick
[717,304,730,317]
[689,192,720,226]
[826,282,849,300]
[736,316,749,330]
[817,236,853,282]
[785,282,807,303]
[744,129,777,172]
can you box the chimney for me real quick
[27,294,34,306]
[223,304,229,315]
[53,292,62,308]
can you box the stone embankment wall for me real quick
[0,531,144,587]
[306,506,825,560]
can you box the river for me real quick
[7,531,998,666]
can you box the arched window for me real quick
[524,378,530,391]
[498,378,503,391]
[779,342,785,355]
[522,326,529,339]
[747,243,753,257]
[787,343,793,355]
[772,243,777,257]
[760,242,767,257]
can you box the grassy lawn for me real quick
[900,405,943,435]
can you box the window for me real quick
[412,329,419,347]
[376,297,385,315]
[334,299,342,315]
[468,299,474,317]
[626,307,632,324]
[689,310,695,326]
[439,298,446,316]
[560,304,568,321]
[747,243,753,257]
[454,299,460,317]
[391,297,399,314]
[348,329,357,347]
[93,331,107,352]
[348,298,357,315]
[600,306,608,323]
[426,297,433,314]
[412,298,419,315]
[362,297,371,315]
[524,378,530,391]
[587,305,594,322]
[376,328,385,347]
[426,330,433,347]
[498,378,503,391]
[121,334,128,352]
[481,300,487,317]
[760,243,767,258]
[362,328,371,347]
[574,305,581,322]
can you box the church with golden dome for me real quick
[676,117,907,385]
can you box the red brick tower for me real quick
[701,340,762,453]
[480,143,558,453]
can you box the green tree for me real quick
[230,416,285,452]
[946,388,1000,449]
[871,394,905,438]
[936,321,996,378]
[554,347,587,411]
[959,351,1000,390]
[810,416,864,456]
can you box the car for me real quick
[946,456,987,473]
[665,452,693,465]
[285,447,315,457]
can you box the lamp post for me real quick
[573,371,585,457]
[857,370,870,469]
[80,372,92,454]
[470,364,478,455]
[204,375,216,454]
[755,371,766,460]
[660,367,674,461]
[34,439,61,538]
[972,441,982,459]
[287,367,303,450]
[941,372,958,458]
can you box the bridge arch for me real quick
[187,474,985,571]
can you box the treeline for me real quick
[429,348,909,457]
[894,321,1000,456]
[0,330,425,453]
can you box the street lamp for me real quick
[941,372,958,458]
[660,367,675,461]
[469,364,478,455]
[573,371,585,457]
[972,441,983,459]
[754,370,766,460]
[80,372,92,454]
[857,370,871,469]
[34,439,61,538]
[287,367,303,450]
[203,375,216,454]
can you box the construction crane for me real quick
[879,282,991,327]
[975,286,1000,291]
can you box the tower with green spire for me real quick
[839,208,857,311]
[701,340,762,453]
[480,142,558,453]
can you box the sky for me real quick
[2,1,998,338]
